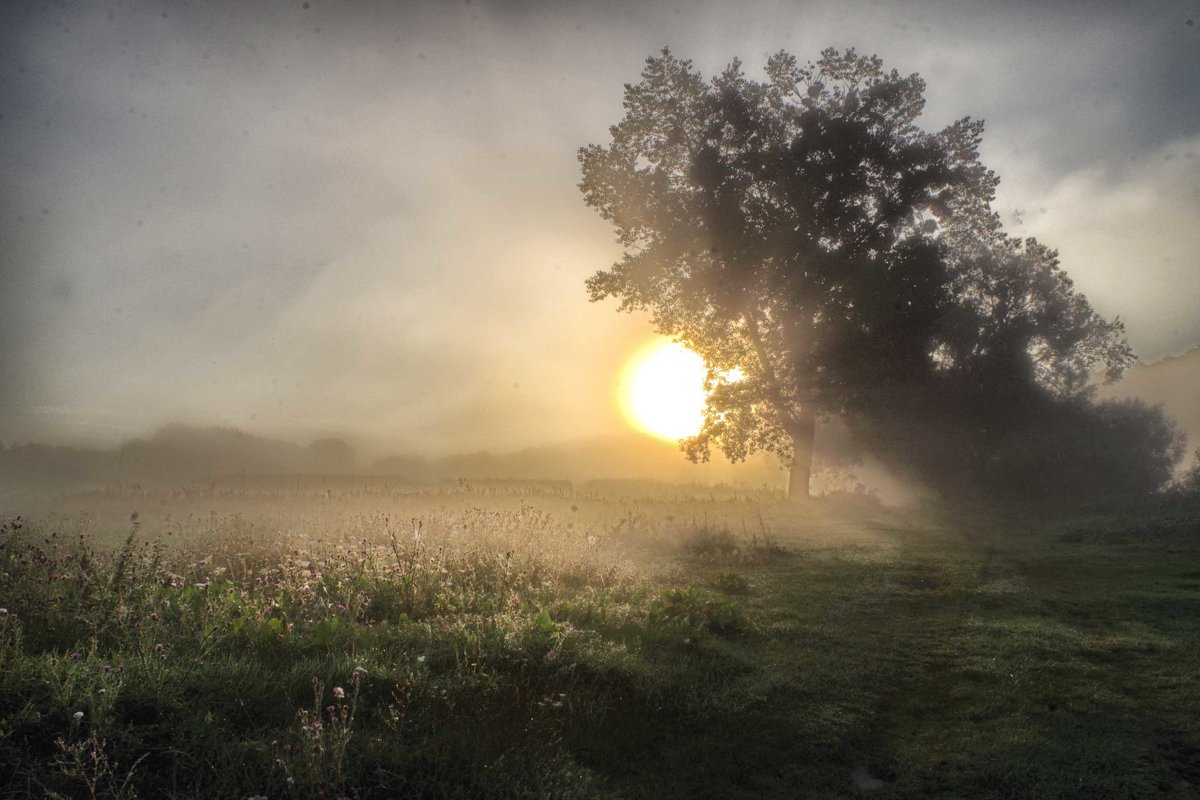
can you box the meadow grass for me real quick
[0,487,1198,798]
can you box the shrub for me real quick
[682,528,739,560]
[649,588,748,637]
[712,572,750,595]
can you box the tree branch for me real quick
[742,305,800,432]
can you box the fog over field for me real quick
[2,0,1198,471]
[5,4,1200,797]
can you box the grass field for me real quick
[1,485,1198,798]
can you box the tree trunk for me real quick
[787,408,816,502]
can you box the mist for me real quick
[2,0,1198,468]
[4,4,1200,796]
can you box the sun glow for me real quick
[621,339,708,441]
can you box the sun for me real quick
[621,339,708,441]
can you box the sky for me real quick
[1,0,1198,456]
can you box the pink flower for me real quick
[332,686,344,698]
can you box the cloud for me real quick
[1,0,1197,451]
[1006,135,1200,360]
[1101,346,1200,468]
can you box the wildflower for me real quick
[102,664,111,673]
[154,643,164,652]
[70,651,81,660]
[417,655,426,663]
[311,720,322,731]
[0,608,7,615]
[72,711,84,721]
[332,686,345,698]
[149,612,159,621]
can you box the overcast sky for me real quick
[2,0,1198,454]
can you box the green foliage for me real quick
[682,526,739,560]
[2,496,1199,799]
[308,616,343,649]
[683,526,787,564]
[856,387,1185,506]
[0,506,691,798]
[712,571,751,594]
[526,608,559,652]
[649,587,748,637]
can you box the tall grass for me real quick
[0,498,757,798]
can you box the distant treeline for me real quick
[0,423,781,491]
[2,414,1191,508]
[0,424,354,487]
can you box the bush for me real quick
[712,572,750,595]
[682,528,739,560]
[855,383,1186,508]
[649,588,748,637]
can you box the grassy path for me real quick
[572,514,1200,798]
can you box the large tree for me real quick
[580,47,1137,500]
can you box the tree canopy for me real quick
[580,47,1172,502]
